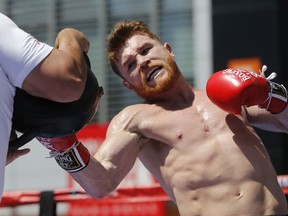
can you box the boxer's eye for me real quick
[128,60,136,72]
[141,47,151,56]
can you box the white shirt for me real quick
[0,13,53,199]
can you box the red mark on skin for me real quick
[177,132,183,139]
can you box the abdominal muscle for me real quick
[140,128,287,216]
[173,141,285,215]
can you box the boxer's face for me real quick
[116,34,180,100]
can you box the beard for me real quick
[133,55,181,100]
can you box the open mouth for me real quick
[146,66,162,82]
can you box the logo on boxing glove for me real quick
[54,146,88,172]
[222,68,259,82]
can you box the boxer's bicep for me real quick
[95,130,142,187]
[244,106,288,133]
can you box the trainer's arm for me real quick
[71,119,143,199]
[23,28,90,102]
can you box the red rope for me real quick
[0,184,170,207]
[2,177,288,208]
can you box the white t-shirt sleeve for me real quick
[0,13,53,88]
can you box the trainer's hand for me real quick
[54,28,90,53]
[7,130,31,165]
[36,134,90,172]
[206,67,287,114]
[6,148,31,165]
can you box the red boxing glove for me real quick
[37,134,90,172]
[206,66,287,114]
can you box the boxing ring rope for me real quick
[277,175,288,195]
[0,184,172,216]
[1,176,288,216]
[0,185,170,207]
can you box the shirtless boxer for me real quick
[38,20,288,215]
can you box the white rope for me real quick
[258,65,276,109]
[259,65,277,81]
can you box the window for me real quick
[2,0,207,122]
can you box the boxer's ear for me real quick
[123,80,133,90]
[164,43,175,57]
